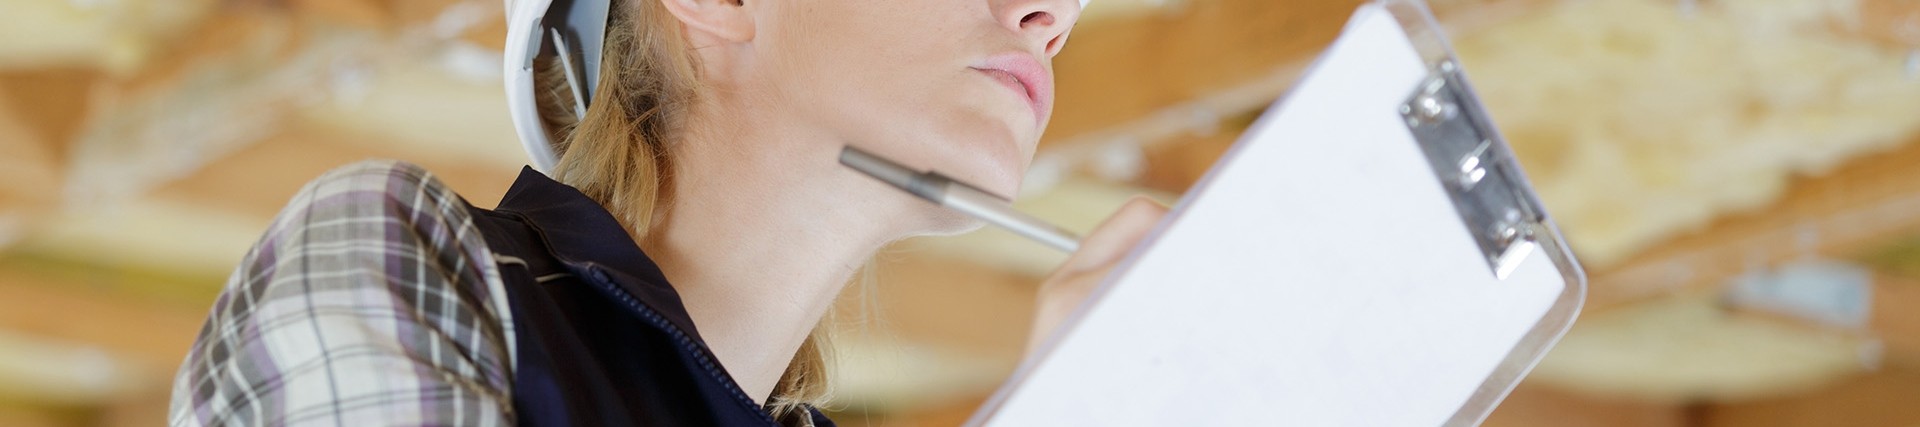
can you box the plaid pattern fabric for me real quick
[169,160,518,426]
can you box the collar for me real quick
[491,166,706,342]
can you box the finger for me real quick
[1063,196,1169,274]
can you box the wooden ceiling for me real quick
[2,0,1920,425]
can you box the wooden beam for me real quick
[1700,369,1920,427]
[62,19,507,211]
[0,85,61,215]
[93,4,277,89]
[288,0,392,30]
[456,10,511,52]
[0,69,98,151]
[0,68,101,223]
[1717,270,1920,371]
[1857,0,1920,49]
[1041,0,1547,155]
[1482,382,1685,427]
[0,403,65,427]
[1869,274,1920,369]
[0,269,208,377]
[0,266,207,422]
[150,122,519,221]
[1586,134,1920,310]
[1044,0,1367,143]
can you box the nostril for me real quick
[1045,33,1068,56]
[1021,11,1055,27]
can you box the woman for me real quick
[167,0,1166,425]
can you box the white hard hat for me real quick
[503,0,1089,172]
[504,0,610,172]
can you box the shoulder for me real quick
[245,159,504,322]
[281,159,469,227]
[257,159,494,272]
[244,159,496,294]
[169,159,517,426]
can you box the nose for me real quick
[993,0,1082,57]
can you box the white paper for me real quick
[974,5,1567,426]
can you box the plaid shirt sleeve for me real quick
[168,160,518,427]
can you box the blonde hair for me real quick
[531,0,835,420]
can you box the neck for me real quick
[639,103,924,404]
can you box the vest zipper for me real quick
[580,264,783,426]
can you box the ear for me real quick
[657,0,755,43]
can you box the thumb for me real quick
[1061,196,1169,275]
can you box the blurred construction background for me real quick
[3,0,1920,425]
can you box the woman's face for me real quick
[737,0,1082,200]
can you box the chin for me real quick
[929,116,1034,199]
[981,165,1027,200]
[946,145,1029,200]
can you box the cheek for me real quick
[758,3,981,136]
[752,0,1033,193]
[764,5,959,102]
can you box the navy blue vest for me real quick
[469,167,835,427]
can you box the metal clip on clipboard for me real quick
[1380,0,1580,287]
[1401,61,1544,280]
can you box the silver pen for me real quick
[839,146,1082,252]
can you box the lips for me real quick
[970,53,1053,128]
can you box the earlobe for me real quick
[656,0,755,43]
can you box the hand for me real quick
[1025,196,1170,359]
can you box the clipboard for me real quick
[970,0,1586,425]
